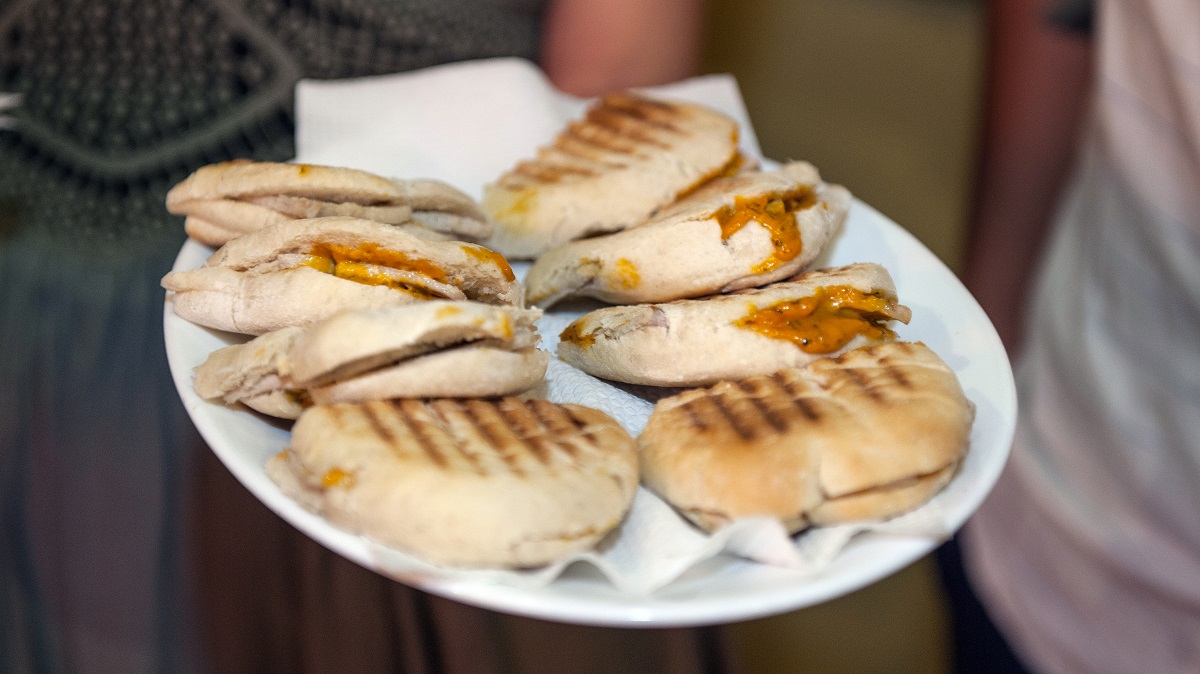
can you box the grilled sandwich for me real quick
[168,159,491,246]
[557,263,911,387]
[268,397,640,568]
[482,92,744,259]
[162,216,522,335]
[193,302,547,418]
[523,161,849,308]
[638,342,974,533]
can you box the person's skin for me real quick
[966,0,1093,352]
[540,0,703,97]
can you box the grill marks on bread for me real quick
[638,342,974,532]
[280,397,638,568]
[672,371,828,439]
[498,94,695,189]
[325,398,611,478]
[483,92,743,259]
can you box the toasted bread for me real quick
[162,217,522,335]
[268,398,639,568]
[638,342,974,533]
[523,162,849,308]
[192,325,308,418]
[482,93,742,259]
[557,263,911,387]
[168,160,490,246]
[192,302,546,417]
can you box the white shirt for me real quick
[963,1,1200,672]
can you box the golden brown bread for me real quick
[161,217,522,335]
[482,93,742,259]
[268,398,639,568]
[638,341,974,533]
[523,162,849,308]
[191,302,547,417]
[556,263,911,387]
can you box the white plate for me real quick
[164,197,1016,627]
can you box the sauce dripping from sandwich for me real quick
[303,243,446,299]
[714,187,817,273]
[735,286,910,353]
[460,244,517,281]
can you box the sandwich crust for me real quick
[307,345,548,404]
[288,301,540,386]
[191,302,546,416]
[523,162,849,308]
[557,263,911,387]
[269,398,639,568]
[638,342,974,533]
[162,217,522,335]
[192,325,307,418]
[168,160,490,246]
[482,93,742,259]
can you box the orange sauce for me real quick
[303,242,445,298]
[734,286,898,354]
[493,187,537,221]
[296,164,313,177]
[614,258,640,288]
[322,468,353,488]
[303,255,335,274]
[559,321,596,348]
[674,146,744,201]
[461,244,516,281]
[714,188,817,273]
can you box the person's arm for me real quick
[966,0,1093,352]
[539,0,703,97]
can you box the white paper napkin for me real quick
[296,57,762,199]
[293,57,953,595]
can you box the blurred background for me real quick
[703,0,986,671]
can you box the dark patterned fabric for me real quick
[0,0,541,247]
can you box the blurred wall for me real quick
[701,1,986,672]
[703,0,985,273]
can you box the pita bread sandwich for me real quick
[482,92,745,259]
[638,341,974,534]
[523,161,849,308]
[167,159,491,246]
[557,263,911,387]
[162,216,522,335]
[267,397,639,568]
[192,324,310,419]
[192,302,547,418]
